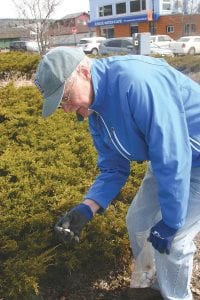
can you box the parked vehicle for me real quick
[99,37,134,55]
[99,37,174,57]
[150,43,174,57]
[169,36,200,55]
[9,40,39,52]
[77,37,106,55]
[150,35,174,48]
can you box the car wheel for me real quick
[91,48,98,55]
[188,47,195,55]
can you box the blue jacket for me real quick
[84,55,200,229]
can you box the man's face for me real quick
[60,66,93,118]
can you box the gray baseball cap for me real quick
[34,46,85,118]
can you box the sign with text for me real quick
[71,27,77,34]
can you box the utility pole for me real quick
[152,0,156,35]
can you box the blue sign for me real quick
[88,13,159,27]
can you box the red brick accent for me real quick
[115,24,130,37]
[138,22,150,33]
[155,14,200,39]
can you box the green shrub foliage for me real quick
[0,83,146,299]
[0,52,40,80]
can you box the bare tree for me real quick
[197,2,200,13]
[12,0,62,54]
[172,0,200,14]
[172,0,183,13]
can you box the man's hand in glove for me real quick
[148,220,178,254]
[54,203,93,243]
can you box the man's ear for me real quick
[77,65,91,80]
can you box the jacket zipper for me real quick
[111,127,131,156]
[94,111,131,161]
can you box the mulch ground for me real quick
[46,233,200,300]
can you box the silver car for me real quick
[9,40,39,52]
[99,37,135,55]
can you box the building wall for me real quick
[157,14,200,39]
[0,39,11,49]
[50,32,96,46]
[89,0,200,22]
[49,14,91,36]
[89,0,160,21]
[49,13,95,45]
[92,13,200,40]
[89,0,200,39]
[138,22,149,33]
[114,24,130,37]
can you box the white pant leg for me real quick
[126,164,200,300]
[155,167,200,300]
[126,163,160,258]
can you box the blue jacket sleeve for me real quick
[129,73,192,229]
[84,115,130,210]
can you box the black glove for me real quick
[54,203,93,243]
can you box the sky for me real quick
[0,0,90,19]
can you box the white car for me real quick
[170,36,200,55]
[77,37,106,55]
[150,35,174,48]
[150,43,174,57]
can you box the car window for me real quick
[15,42,20,47]
[178,37,190,42]
[79,40,90,44]
[121,39,132,47]
[194,38,200,42]
[163,36,171,41]
[105,40,122,47]
[158,36,165,41]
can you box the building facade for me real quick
[49,12,95,46]
[0,19,37,49]
[88,0,200,39]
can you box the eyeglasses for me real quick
[60,76,76,106]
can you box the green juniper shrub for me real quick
[0,52,40,80]
[0,83,146,299]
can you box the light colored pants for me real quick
[126,163,200,300]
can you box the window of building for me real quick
[184,23,196,34]
[142,0,146,10]
[99,5,113,17]
[101,27,114,38]
[166,25,174,33]
[116,2,126,14]
[163,0,171,10]
[131,24,138,35]
[130,0,146,12]
[191,24,196,33]
[185,24,190,34]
